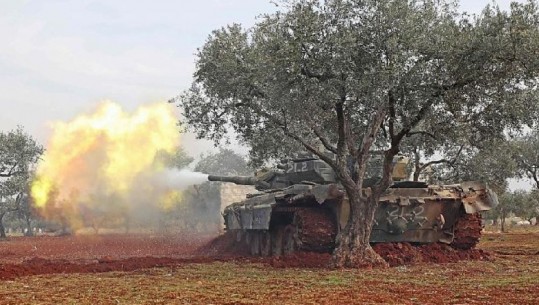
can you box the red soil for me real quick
[0,234,214,280]
[372,242,491,267]
[0,232,491,280]
[197,232,490,268]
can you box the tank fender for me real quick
[310,184,344,203]
[460,181,499,213]
[224,194,277,230]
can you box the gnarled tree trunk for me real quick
[331,189,387,268]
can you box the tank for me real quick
[208,155,498,256]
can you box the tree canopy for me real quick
[0,127,43,237]
[512,127,539,189]
[177,0,539,267]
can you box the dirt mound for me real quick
[268,252,332,268]
[198,233,490,268]
[196,231,250,257]
[373,242,491,267]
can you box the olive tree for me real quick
[496,191,524,232]
[512,128,539,190]
[512,189,539,225]
[177,0,539,267]
[433,139,518,193]
[0,127,43,238]
[188,149,252,231]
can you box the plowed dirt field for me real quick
[0,229,537,304]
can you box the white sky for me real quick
[0,0,532,189]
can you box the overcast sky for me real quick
[0,0,532,189]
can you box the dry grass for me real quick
[0,228,538,304]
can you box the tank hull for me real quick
[223,181,497,255]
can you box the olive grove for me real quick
[177,0,539,267]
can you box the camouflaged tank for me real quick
[208,155,498,256]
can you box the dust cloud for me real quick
[30,101,210,232]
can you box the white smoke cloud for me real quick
[151,169,209,191]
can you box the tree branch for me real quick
[335,101,346,157]
[406,131,436,140]
[393,77,477,146]
[311,125,338,154]
[239,101,338,170]
[529,168,539,190]
[355,104,388,189]
[393,99,435,146]
[415,145,464,181]
[345,118,358,157]
[0,171,23,178]
[283,130,337,170]
[388,90,396,140]
[300,66,335,82]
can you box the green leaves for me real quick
[0,126,43,179]
[0,127,43,235]
[0,127,43,197]
[511,127,539,189]
[179,0,539,159]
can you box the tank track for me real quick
[240,210,482,256]
[292,208,337,252]
[240,207,337,256]
[450,212,483,250]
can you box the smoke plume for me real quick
[30,101,205,231]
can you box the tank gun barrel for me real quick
[207,175,259,186]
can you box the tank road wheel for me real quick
[260,231,272,257]
[235,231,243,242]
[244,231,251,245]
[451,212,483,250]
[282,224,300,255]
[271,225,284,256]
[250,231,261,256]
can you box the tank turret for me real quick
[207,157,337,191]
[207,154,409,190]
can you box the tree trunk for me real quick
[413,148,421,182]
[24,217,33,237]
[413,170,421,182]
[0,213,6,239]
[501,210,507,233]
[492,217,498,226]
[331,192,388,268]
